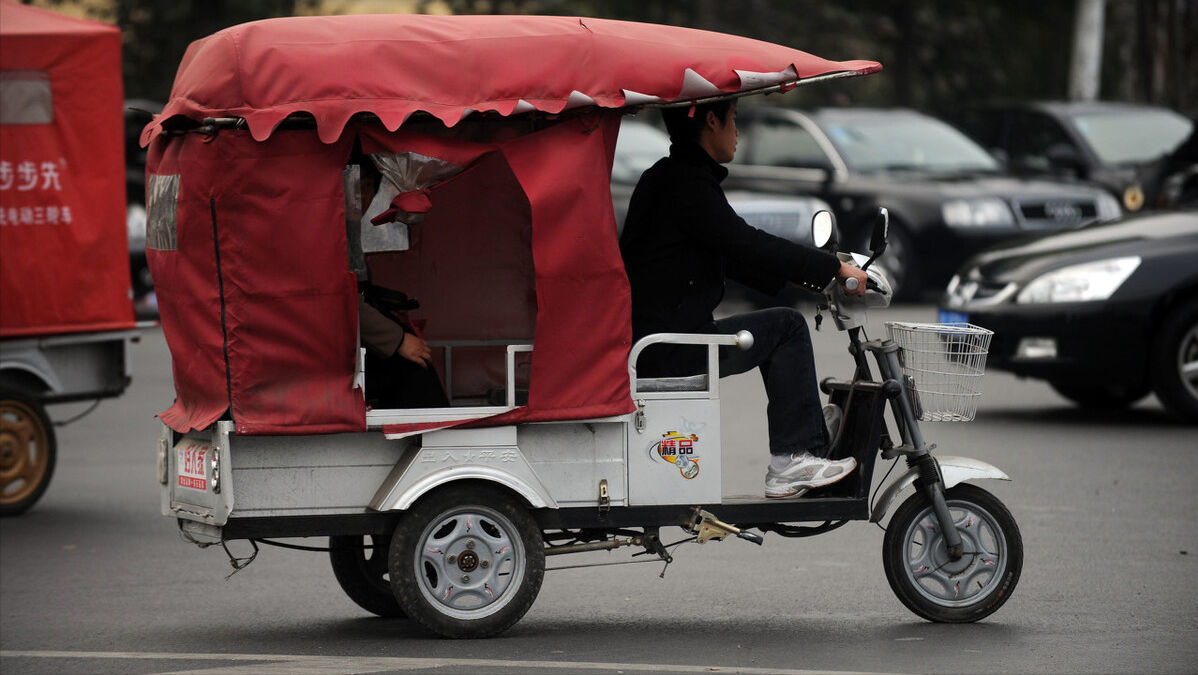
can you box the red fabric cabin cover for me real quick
[143,14,880,436]
[0,0,133,338]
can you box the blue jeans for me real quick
[715,308,829,457]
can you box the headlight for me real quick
[942,198,1015,227]
[1016,256,1141,303]
[1095,191,1122,221]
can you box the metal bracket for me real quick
[688,508,764,546]
[634,399,646,433]
[598,478,610,514]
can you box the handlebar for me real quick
[844,276,885,294]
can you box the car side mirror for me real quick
[1046,143,1086,176]
[812,210,839,251]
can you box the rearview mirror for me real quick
[812,210,838,251]
[869,207,889,256]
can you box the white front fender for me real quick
[869,455,1009,524]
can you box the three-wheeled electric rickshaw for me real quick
[146,14,1022,638]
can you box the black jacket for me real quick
[620,142,840,376]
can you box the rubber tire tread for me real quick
[882,483,1022,623]
[0,389,57,517]
[329,534,406,618]
[389,484,544,638]
[1151,298,1198,424]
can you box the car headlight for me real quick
[942,198,1015,227]
[1016,256,1141,304]
[1095,191,1122,221]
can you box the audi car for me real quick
[725,106,1122,299]
[945,100,1194,212]
[939,209,1198,423]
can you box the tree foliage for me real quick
[33,0,1195,113]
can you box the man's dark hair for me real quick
[661,99,735,145]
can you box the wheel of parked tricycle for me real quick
[882,483,1022,623]
[0,390,57,517]
[388,484,544,638]
[329,533,406,618]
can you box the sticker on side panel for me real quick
[650,430,702,480]
[176,441,210,491]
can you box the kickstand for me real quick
[641,529,674,578]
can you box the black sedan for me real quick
[945,100,1194,213]
[939,209,1198,423]
[725,106,1121,300]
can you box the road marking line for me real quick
[0,650,914,675]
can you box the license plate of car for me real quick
[938,309,969,324]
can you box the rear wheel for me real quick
[1049,381,1150,410]
[883,483,1022,623]
[1151,299,1198,424]
[389,484,544,638]
[0,390,57,517]
[329,533,406,618]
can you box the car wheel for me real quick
[0,390,57,516]
[1151,299,1198,424]
[1048,381,1150,410]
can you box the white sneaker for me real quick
[764,452,857,499]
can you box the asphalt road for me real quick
[2,303,1195,675]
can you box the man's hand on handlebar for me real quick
[836,262,869,297]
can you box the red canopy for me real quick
[144,14,879,436]
[0,0,133,338]
[145,14,879,144]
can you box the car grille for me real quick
[1015,199,1098,230]
[944,276,1016,307]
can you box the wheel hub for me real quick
[456,549,480,572]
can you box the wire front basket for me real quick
[885,322,994,422]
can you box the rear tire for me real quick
[389,484,544,638]
[0,390,57,517]
[883,483,1022,623]
[1151,299,1198,424]
[329,533,406,618]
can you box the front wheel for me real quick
[0,390,57,517]
[389,484,544,638]
[1151,299,1198,423]
[883,483,1022,623]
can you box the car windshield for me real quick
[1065,109,1193,165]
[613,121,671,184]
[820,113,1000,173]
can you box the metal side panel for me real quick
[160,422,412,524]
[517,422,627,508]
[628,398,722,505]
[369,425,558,511]
[227,430,410,517]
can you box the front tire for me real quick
[0,390,57,517]
[329,533,406,618]
[1151,299,1198,424]
[389,484,544,638]
[883,483,1022,623]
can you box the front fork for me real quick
[859,332,965,561]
